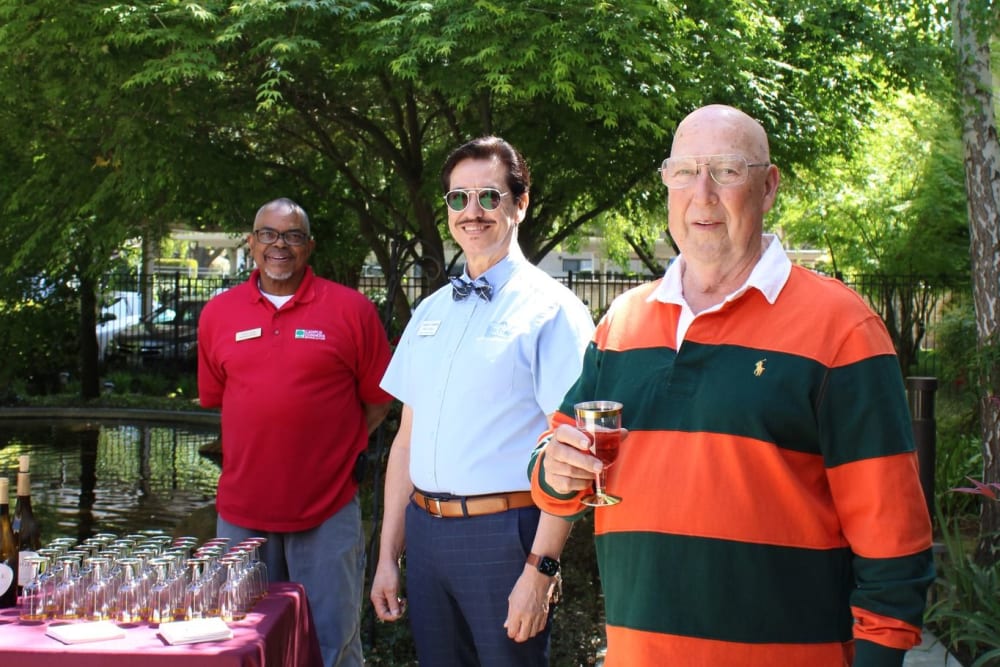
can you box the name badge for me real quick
[235,327,262,342]
[417,320,440,337]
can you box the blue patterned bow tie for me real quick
[450,276,493,302]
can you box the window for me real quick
[562,258,592,273]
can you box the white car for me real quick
[96,291,146,361]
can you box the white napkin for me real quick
[158,617,234,645]
[46,621,127,644]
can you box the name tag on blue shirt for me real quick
[417,320,440,336]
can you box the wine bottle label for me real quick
[0,562,13,596]
[17,551,38,587]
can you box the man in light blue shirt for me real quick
[370,136,594,666]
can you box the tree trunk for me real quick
[952,0,1000,565]
[78,275,101,401]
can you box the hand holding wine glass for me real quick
[575,401,623,507]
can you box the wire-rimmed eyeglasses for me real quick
[252,228,311,246]
[659,154,770,189]
[444,188,509,212]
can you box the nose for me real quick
[466,194,486,213]
[691,167,719,201]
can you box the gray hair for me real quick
[254,197,311,235]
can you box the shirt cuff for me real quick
[852,639,906,667]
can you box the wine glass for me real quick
[182,557,209,620]
[575,400,623,507]
[115,558,144,626]
[241,537,269,601]
[18,555,50,623]
[217,555,248,622]
[53,555,82,620]
[82,557,114,621]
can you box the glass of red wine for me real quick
[575,400,623,507]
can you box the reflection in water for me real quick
[78,428,98,540]
[0,419,220,542]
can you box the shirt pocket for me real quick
[475,327,518,401]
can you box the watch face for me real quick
[538,556,560,577]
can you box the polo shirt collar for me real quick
[648,233,791,306]
[249,266,316,304]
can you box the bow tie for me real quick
[450,276,493,302]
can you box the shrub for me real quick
[928,505,1000,666]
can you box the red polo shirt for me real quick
[198,268,392,532]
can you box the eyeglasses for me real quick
[252,228,311,246]
[444,188,509,212]
[658,154,770,189]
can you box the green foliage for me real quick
[67,0,950,301]
[928,506,1000,666]
[0,0,957,348]
[933,299,984,518]
[937,429,985,519]
[776,90,968,277]
[936,299,982,398]
[0,282,78,400]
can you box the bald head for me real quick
[671,105,770,163]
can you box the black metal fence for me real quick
[97,273,243,370]
[96,269,969,378]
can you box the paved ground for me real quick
[904,629,963,666]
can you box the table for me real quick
[0,582,323,667]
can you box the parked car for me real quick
[106,297,208,367]
[96,291,147,361]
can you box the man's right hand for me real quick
[370,559,406,622]
[540,424,606,495]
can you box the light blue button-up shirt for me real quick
[381,244,595,495]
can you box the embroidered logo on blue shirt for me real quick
[295,329,326,341]
[485,322,513,338]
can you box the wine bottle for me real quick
[13,455,41,590]
[0,477,18,608]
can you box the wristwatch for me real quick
[526,552,560,577]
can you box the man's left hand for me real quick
[503,566,555,642]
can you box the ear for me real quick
[760,165,780,214]
[515,191,530,224]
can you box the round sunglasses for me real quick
[444,188,509,212]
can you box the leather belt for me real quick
[411,490,535,518]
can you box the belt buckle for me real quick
[423,496,445,518]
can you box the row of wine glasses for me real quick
[18,531,268,626]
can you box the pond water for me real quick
[0,418,221,543]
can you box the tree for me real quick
[113,0,943,325]
[775,90,969,374]
[951,0,1000,564]
[0,0,320,397]
[0,0,950,379]
[0,1,143,398]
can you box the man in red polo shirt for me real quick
[198,197,393,667]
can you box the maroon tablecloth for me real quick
[0,582,323,667]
